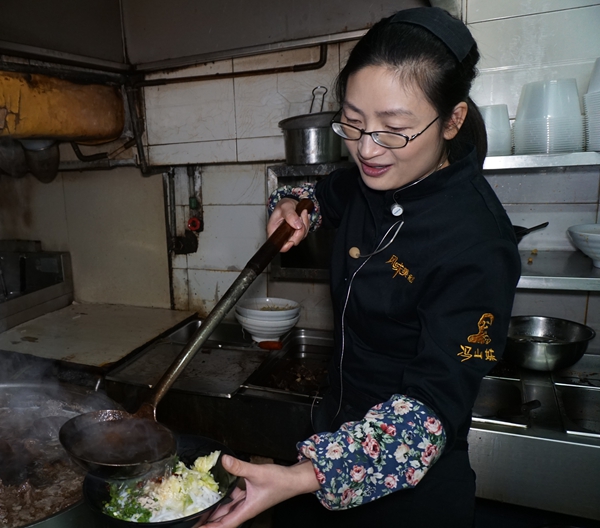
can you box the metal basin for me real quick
[505,316,595,371]
[555,384,600,438]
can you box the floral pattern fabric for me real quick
[267,183,322,231]
[297,395,446,510]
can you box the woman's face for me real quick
[342,65,449,191]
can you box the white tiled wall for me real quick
[142,2,600,333]
[0,167,172,308]
[144,44,342,166]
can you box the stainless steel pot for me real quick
[278,87,341,165]
[279,111,341,165]
[505,316,596,371]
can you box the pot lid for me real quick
[278,111,337,130]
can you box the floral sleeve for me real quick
[267,183,322,231]
[296,395,446,510]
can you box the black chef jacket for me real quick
[314,146,521,448]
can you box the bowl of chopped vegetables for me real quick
[82,435,238,527]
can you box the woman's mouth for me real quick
[360,161,391,178]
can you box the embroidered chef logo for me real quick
[468,313,494,344]
[457,313,497,363]
[386,255,415,283]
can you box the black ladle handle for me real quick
[515,222,549,236]
[137,199,314,419]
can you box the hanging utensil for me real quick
[513,221,549,243]
[59,199,314,479]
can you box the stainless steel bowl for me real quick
[505,316,595,371]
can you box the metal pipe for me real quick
[136,44,328,88]
[125,85,149,174]
[70,142,108,162]
[57,158,137,171]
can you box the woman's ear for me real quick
[443,102,469,140]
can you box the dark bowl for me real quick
[505,316,596,372]
[83,435,237,528]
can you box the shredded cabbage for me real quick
[103,451,222,523]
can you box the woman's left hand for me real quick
[200,455,320,527]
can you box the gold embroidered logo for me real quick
[386,255,415,283]
[457,345,497,363]
[467,313,494,344]
[458,313,497,363]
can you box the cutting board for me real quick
[0,303,195,368]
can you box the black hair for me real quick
[335,11,487,168]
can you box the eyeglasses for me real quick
[330,111,440,149]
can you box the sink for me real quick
[241,328,333,399]
[472,377,532,428]
[169,320,254,348]
[555,384,600,438]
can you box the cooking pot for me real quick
[505,316,595,371]
[278,86,341,165]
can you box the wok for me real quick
[60,199,314,479]
[83,435,237,528]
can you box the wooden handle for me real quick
[142,198,313,411]
[245,198,314,275]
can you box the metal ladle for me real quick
[59,199,314,479]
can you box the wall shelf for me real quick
[484,152,600,171]
[518,250,600,290]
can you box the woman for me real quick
[205,7,520,528]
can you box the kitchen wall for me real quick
[0,162,171,308]
[1,1,599,336]
[145,1,600,334]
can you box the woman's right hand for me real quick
[267,198,311,253]
[203,456,320,528]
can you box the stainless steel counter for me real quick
[105,322,600,521]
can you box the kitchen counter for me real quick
[0,303,196,368]
[104,321,600,522]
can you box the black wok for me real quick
[83,435,238,528]
[60,199,314,479]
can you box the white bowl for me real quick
[567,224,600,267]
[236,297,300,321]
[234,312,300,342]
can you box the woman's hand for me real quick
[202,455,320,527]
[267,198,311,253]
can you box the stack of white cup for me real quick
[584,58,600,151]
[513,79,584,154]
[479,104,512,156]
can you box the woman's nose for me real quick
[357,133,386,158]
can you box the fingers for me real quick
[220,455,250,478]
[268,199,311,253]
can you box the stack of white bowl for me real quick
[479,104,512,156]
[584,58,600,151]
[513,79,584,154]
[235,297,300,342]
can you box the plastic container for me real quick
[479,104,512,156]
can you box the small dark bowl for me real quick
[505,316,595,372]
[83,435,237,528]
